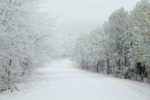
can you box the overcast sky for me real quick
[38,0,140,34]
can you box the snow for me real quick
[0,59,150,100]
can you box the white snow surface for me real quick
[1,59,150,100]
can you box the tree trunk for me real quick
[106,58,110,75]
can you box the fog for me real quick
[1,0,150,98]
[38,0,140,34]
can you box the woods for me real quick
[73,0,150,83]
[0,0,150,100]
[0,0,53,91]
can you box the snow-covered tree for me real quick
[0,0,54,91]
[130,0,150,81]
[73,0,150,83]
[104,8,131,76]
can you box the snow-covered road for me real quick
[1,59,150,100]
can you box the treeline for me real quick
[0,0,53,91]
[73,0,150,83]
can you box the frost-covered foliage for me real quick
[0,0,53,90]
[73,0,150,83]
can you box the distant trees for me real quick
[0,0,53,91]
[73,0,150,83]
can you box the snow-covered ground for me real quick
[1,59,150,100]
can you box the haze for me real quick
[38,0,140,34]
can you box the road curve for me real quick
[1,59,150,100]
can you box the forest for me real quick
[73,0,150,83]
[0,0,54,92]
[0,0,150,99]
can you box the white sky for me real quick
[38,0,140,34]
